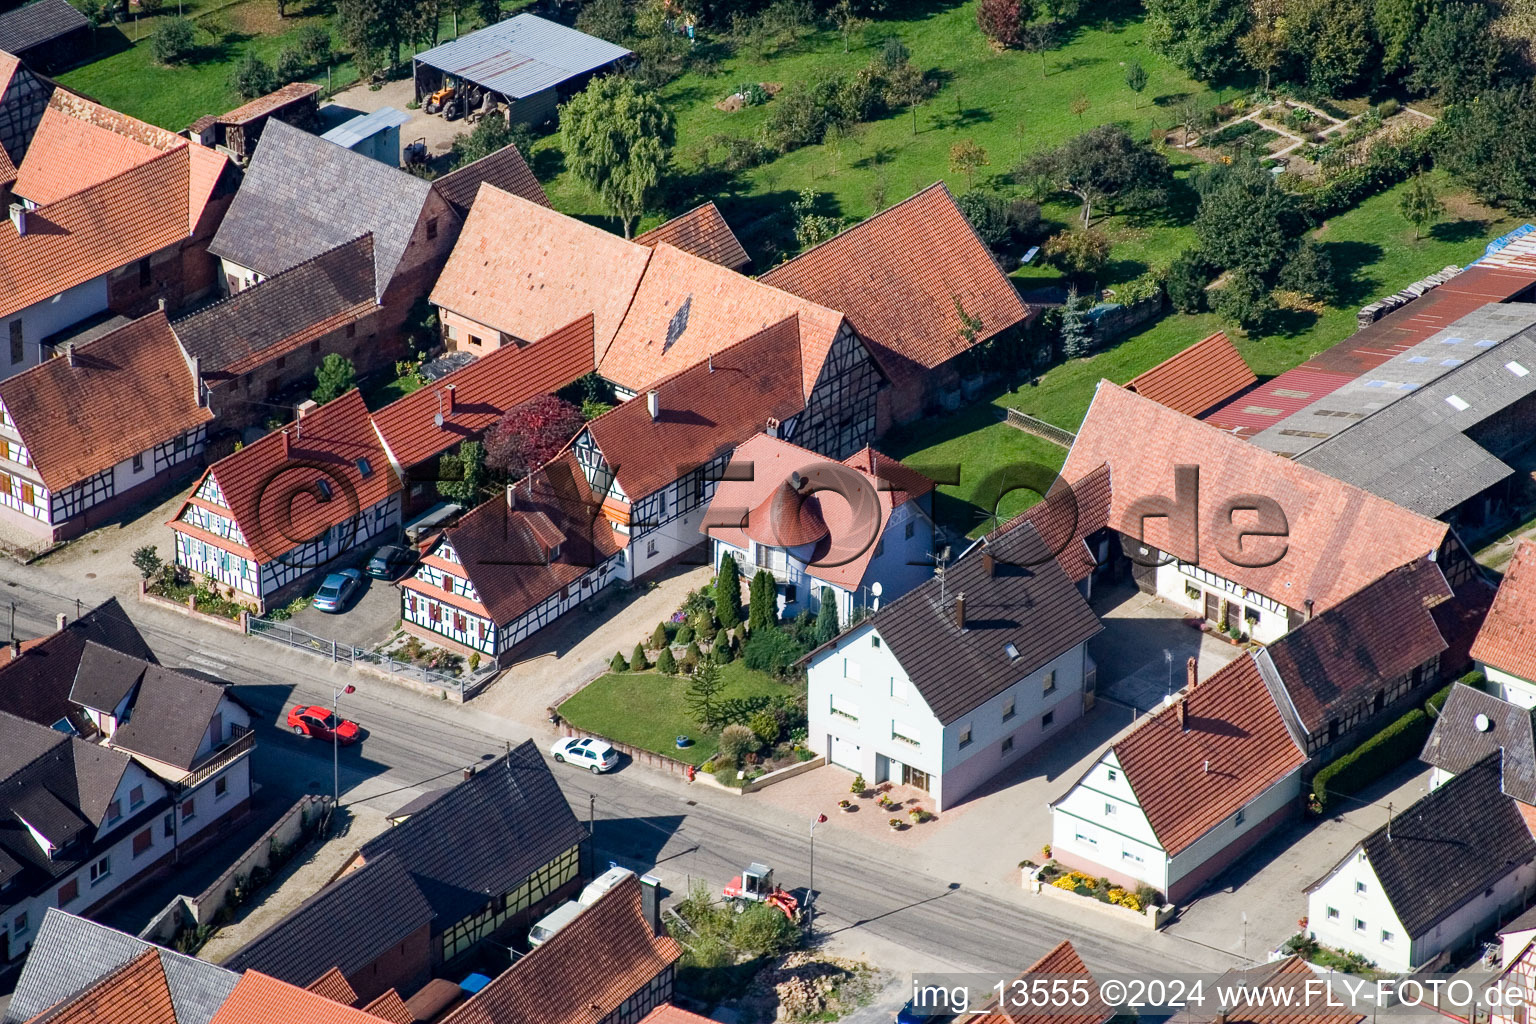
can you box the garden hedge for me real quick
[1312,707,1432,809]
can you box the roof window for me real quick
[1507,361,1530,377]
[356,457,373,477]
[1004,642,1020,661]
[1445,395,1470,412]
[314,479,333,501]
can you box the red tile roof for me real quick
[1472,539,1536,684]
[13,103,163,205]
[0,141,14,186]
[1062,382,1448,614]
[584,316,805,501]
[171,390,400,564]
[969,940,1111,1024]
[305,967,358,1006]
[441,875,680,1024]
[0,311,212,492]
[0,146,191,321]
[601,242,847,400]
[405,449,622,626]
[361,989,414,1024]
[1125,331,1257,418]
[214,82,320,125]
[429,185,652,354]
[760,182,1030,386]
[996,462,1112,583]
[634,202,750,272]
[638,1008,716,1024]
[29,948,177,1024]
[1189,957,1364,1024]
[372,313,594,471]
[1096,654,1305,855]
[210,972,392,1024]
[704,433,932,589]
[187,141,231,233]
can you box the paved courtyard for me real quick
[1088,580,1244,711]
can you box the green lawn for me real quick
[557,662,799,766]
[535,5,1239,259]
[883,171,1520,538]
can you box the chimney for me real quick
[462,765,475,781]
[8,638,18,661]
[280,429,291,458]
[444,384,456,416]
[295,398,318,420]
[66,343,76,368]
[982,550,995,578]
[1305,598,1315,621]
[506,483,516,509]
[646,390,659,421]
[157,297,166,313]
[9,203,25,236]
[55,613,66,633]
[1186,656,1197,692]
[1178,697,1189,731]
[640,873,663,935]
[190,355,204,407]
[766,416,780,438]
[954,591,966,631]
[708,352,714,373]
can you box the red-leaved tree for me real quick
[485,395,585,479]
[977,0,1025,47]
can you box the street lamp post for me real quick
[807,813,827,936]
[333,683,355,804]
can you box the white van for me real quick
[580,866,636,907]
[527,901,583,948]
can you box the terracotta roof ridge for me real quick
[591,241,656,368]
[762,181,952,271]
[1110,654,1256,752]
[29,141,188,220]
[586,311,802,430]
[172,232,376,326]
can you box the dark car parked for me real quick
[366,544,419,580]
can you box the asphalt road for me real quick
[1,565,1241,983]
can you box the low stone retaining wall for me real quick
[560,724,822,795]
[743,755,826,793]
[138,582,247,634]
[1025,869,1176,930]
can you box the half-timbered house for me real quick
[0,312,212,544]
[167,390,402,612]
[331,742,587,969]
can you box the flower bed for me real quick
[1049,869,1146,912]
[1030,862,1175,929]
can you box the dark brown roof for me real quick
[969,940,1111,1024]
[1262,560,1451,735]
[410,451,622,628]
[0,311,213,493]
[1096,655,1305,855]
[634,202,750,272]
[103,654,239,771]
[172,390,401,565]
[760,182,1030,386]
[0,0,87,58]
[171,235,377,379]
[1125,331,1257,417]
[851,521,1102,725]
[431,144,549,214]
[1473,539,1536,684]
[1062,382,1449,614]
[1340,753,1536,937]
[441,875,680,1024]
[371,313,593,471]
[583,316,805,501]
[225,853,433,990]
[1421,685,1536,804]
[996,462,1112,584]
[0,598,152,731]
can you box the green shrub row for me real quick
[1312,707,1432,810]
[1285,125,1440,219]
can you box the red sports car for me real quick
[286,705,360,744]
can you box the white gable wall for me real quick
[1051,749,1170,892]
[1485,663,1536,710]
[3,277,109,381]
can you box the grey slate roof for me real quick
[69,640,150,714]
[1347,753,1536,937]
[6,908,239,1024]
[208,119,432,302]
[0,0,87,55]
[223,851,434,984]
[0,597,153,731]
[848,521,1103,725]
[1421,683,1536,803]
[1296,321,1536,517]
[413,13,630,100]
[430,143,550,215]
[171,235,376,377]
[356,740,588,928]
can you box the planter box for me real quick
[1025,869,1176,930]
[742,754,825,794]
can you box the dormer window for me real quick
[1004,642,1020,661]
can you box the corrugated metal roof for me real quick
[413,14,631,99]
[320,106,411,149]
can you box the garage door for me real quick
[829,734,861,771]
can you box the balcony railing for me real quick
[182,726,254,790]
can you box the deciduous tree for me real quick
[976,0,1025,47]
[1194,160,1309,281]
[1398,174,1445,239]
[1438,86,1536,212]
[559,78,675,238]
[1019,124,1172,226]
[484,395,584,479]
[949,139,989,189]
[1145,0,1250,80]
[1125,60,1148,93]
[437,440,486,504]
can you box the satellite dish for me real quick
[1476,713,1492,732]
[433,413,445,428]
[870,581,883,597]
